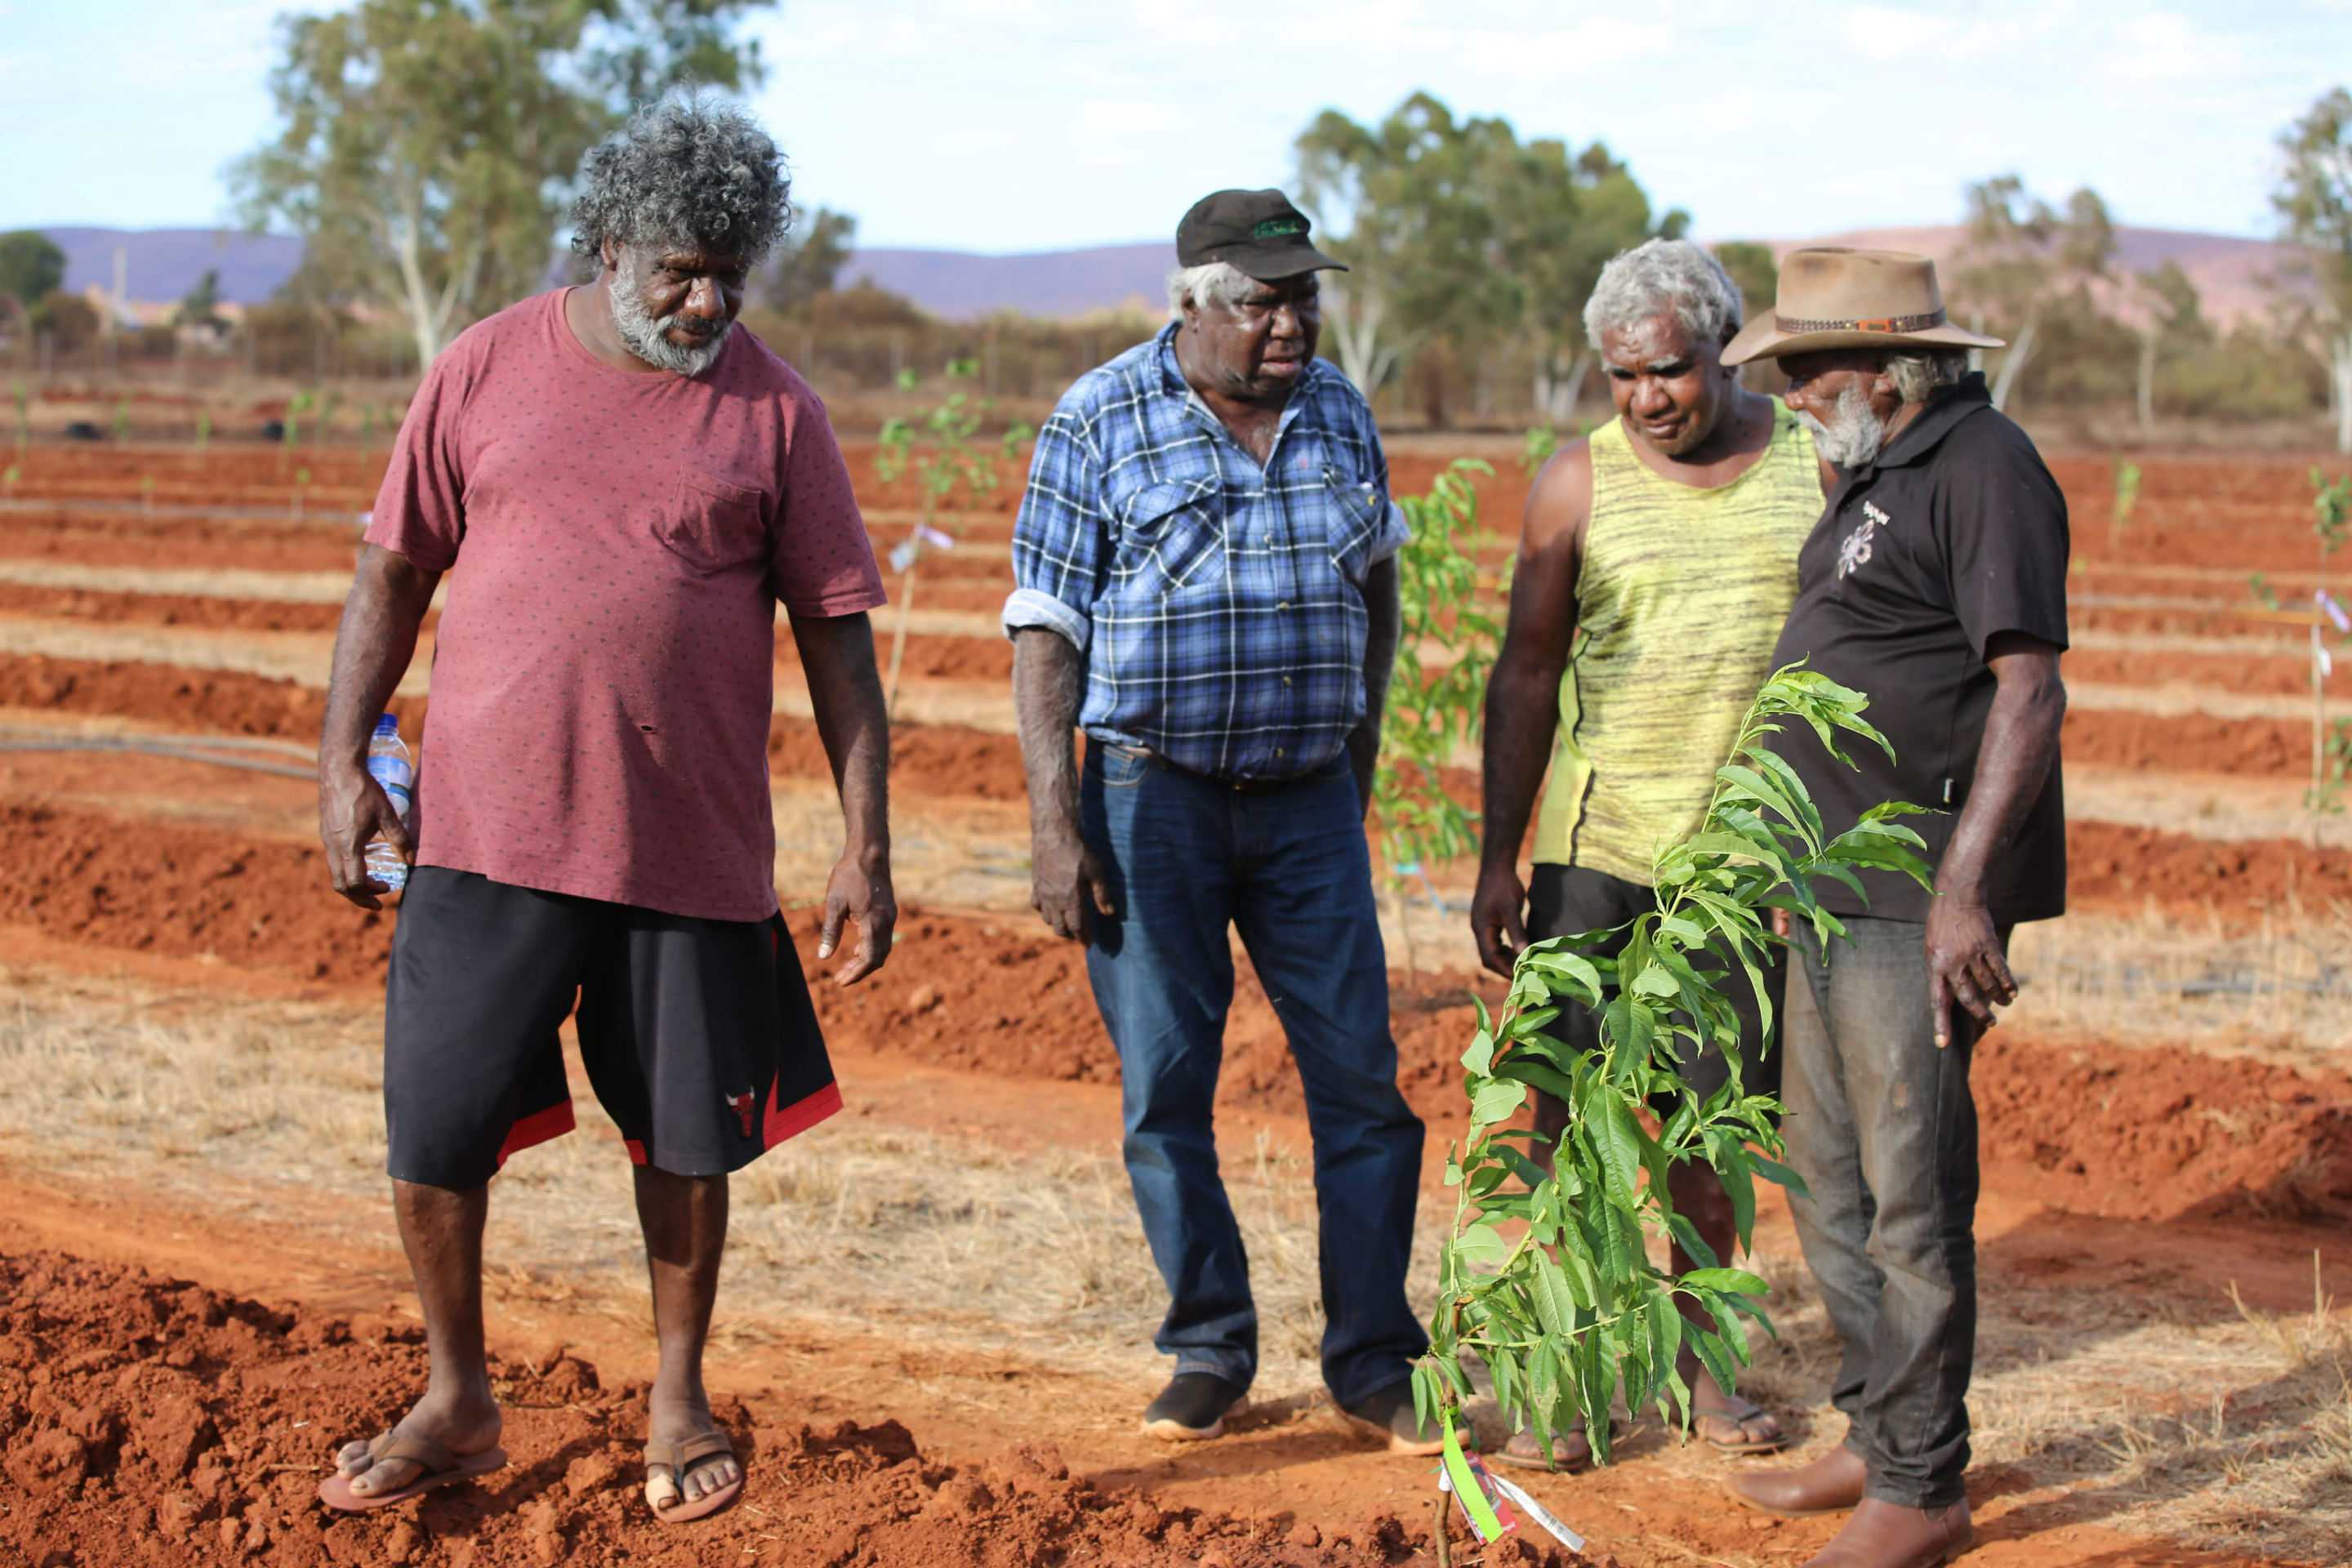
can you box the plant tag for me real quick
[2319,589,2351,635]
[889,540,919,573]
[919,523,956,551]
[1437,1414,1507,1543]
[2322,644,2335,679]
[1481,1467,1588,1553]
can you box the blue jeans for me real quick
[1080,743,1428,1406]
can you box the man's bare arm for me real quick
[1013,628,1115,941]
[791,610,895,985]
[1469,445,1592,976]
[1923,633,2065,1046]
[318,544,440,910]
[1348,555,1402,819]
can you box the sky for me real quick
[1,0,2345,252]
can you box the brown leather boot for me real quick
[1729,1445,1867,1517]
[1804,1497,1974,1567]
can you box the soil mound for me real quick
[1976,1030,2352,1223]
[2067,822,2352,912]
[0,801,392,988]
[0,1250,1581,1568]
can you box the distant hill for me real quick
[37,224,2297,325]
[48,227,306,307]
[1764,225,2299,327]
[840,243,1167,319]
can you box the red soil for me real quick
[1976,1027,2352,1223]
[0,801,393,990]
[2064,821,2352,912]
[3,795,2345,1231]
[0,514,362,575]
[2060,706,2311,774]
[0,581,353,635]
[0,654,406,742]
[0,1250,1533,1568]
[2064,645,2338,698]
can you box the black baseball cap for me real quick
[1175,189,1348,280]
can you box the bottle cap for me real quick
[374,714,399,737]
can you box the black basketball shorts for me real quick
[1526,862,1786,1115]
[382,867,840,1187]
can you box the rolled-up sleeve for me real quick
[1359,412,1410,566]
[1003,404,1106,653]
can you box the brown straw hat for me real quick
[1722,247,2004,366]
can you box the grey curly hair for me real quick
[1582,238,1744,350]
[569,95,793,266]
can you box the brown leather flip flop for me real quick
[1695,1395,1788,1455]
[318,1431,509,1512]
[645,1430,743,1524]
[1490,1417,1624,1472]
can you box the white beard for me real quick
[1797,383,1888,467]
[609,252,734,377]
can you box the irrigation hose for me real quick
[0,732,316,781]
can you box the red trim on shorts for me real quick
[623,1137,649,1165]
[493,1100,576,1169]
[763,1079,842,1149]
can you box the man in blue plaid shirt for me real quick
[1004,189,1434,1455]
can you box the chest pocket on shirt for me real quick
[1322,466,1384,584]
[1112,477,1226,596]
[656,474,768,574]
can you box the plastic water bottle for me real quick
[364,713,414,891]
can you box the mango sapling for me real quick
[1414,666,1936,1475]
[874,360,1030,719]
[1372,458,1499,982]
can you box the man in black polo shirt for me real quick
[1716,250,2068,1568]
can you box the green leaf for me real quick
[1461,1027,1495,1077]
[1529,1257,1579,1334]
[1494,1056,1580,1104]
[1678,1267,1769,1295]
[1718,1143,1757,1253]
[1470,1078,1528,1126]
[1586,1085,1644,1212]
[1687,1325,1739,1397]
[1454,1223,1513,1269]
[1750,1152,1810,1200]
[1631,964,1680,999]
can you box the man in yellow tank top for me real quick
[1472,238,1830,1469]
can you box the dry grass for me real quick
[5,964,2350,1557]
[2007,903,2352,1061]
[0,964,1424,1400]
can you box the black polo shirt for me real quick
[1769,372,2069,925]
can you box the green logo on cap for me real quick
[1252,217,1307,240]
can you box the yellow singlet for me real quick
[1530,399,1820,883]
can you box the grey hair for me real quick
[1166,261,1254,317]
[1887,349,1971,403]
[569,95,792,266]
[1582,238,1744,350]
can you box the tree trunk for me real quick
[2335,332,2352,456]
[2136,329,2158,434]
[1989,314,2038,412]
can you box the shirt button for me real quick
[1275,747,1285,759]
[1282,675,1292,687]
[1276,600,1290,611]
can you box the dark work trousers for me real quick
[1079,742,1429,1408]
[1780,914,2005,1511]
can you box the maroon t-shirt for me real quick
[366,289,886,920]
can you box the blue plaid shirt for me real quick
[1003,323,1408,782]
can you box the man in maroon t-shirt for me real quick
[314,99,894,1526]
